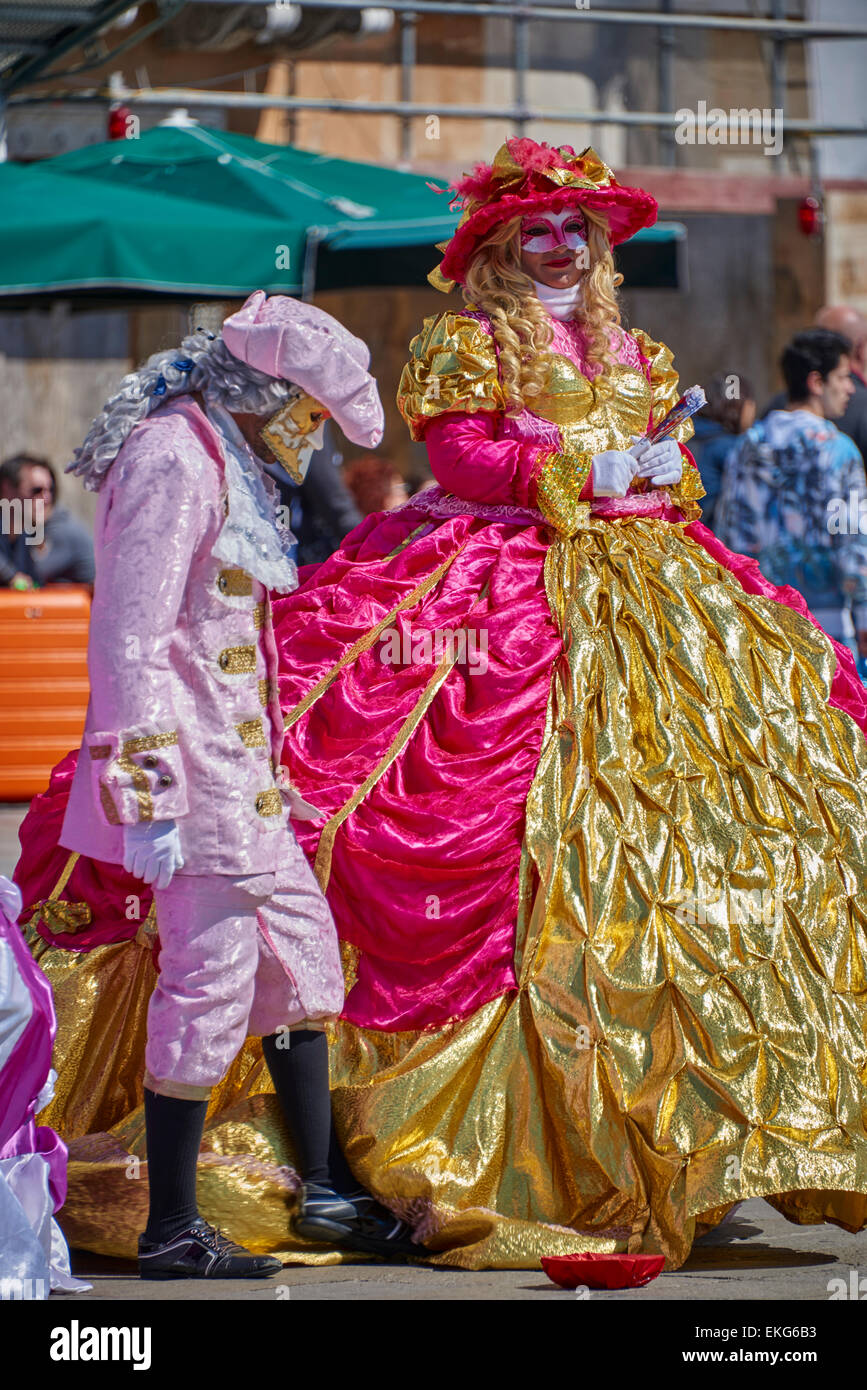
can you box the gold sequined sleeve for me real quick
[533,450,593,536]
[632,327,705,523]
[397,312,505,442]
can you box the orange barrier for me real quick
[0,586,90,801]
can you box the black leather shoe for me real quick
[293,1181,419,1259]
[339,1189,420,1259]
[138,1218,283,1280]
[292,1181,361,1243]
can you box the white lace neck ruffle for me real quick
[206,401,299,595]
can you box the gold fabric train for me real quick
[328,516,867,1267]
[36,512,867,1268]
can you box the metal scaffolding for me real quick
[3,2,866,167]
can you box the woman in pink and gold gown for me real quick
[17,139,867,1269]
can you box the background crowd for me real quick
[4,299,867,678]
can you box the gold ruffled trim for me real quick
[668,457,706,523]
[631,328,695,448]
[397,312,504,442]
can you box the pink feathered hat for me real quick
[221,291,384,448]
[431,140,658,290]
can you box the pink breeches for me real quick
[144,838,344,1099]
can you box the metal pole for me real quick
[658,0,675,168]
[399,9,416,166]
[302,228,324,301]
[6,0,145,91]
[0,4,95,18]
[513,7,529,137]
[175,0,867,41]
[769,0,790,176]
[13,85,863,138]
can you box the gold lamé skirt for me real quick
[36,515,867,1269]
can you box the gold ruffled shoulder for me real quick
[397,311,504,442]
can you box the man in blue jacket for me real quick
[715,328,867,659]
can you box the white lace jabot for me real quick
[206,401,299,595]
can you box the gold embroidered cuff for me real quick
[535,450,592,536]
[88,728,186,828]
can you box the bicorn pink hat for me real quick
[222,291,384,448]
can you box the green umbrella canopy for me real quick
[0,124,685,296]
[0,124,458,296]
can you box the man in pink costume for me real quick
[61,291,414,1276]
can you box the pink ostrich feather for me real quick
[449,140,580,209]
[507,138,576,173]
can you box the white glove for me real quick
[630,436,683,486]
[123,820,184,890]
[591,450,639,498]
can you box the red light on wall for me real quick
[108,105,131,140]
[798,196,823,238]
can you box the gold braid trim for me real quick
[314,652,459,892]
[134,898,159,949]
[385,521,433,560]
[236,717,267,748]
[121,731,179,756]
[535,450,593,536]
[283,542,467,731]
[27,851,93,936]
[117,751,153,822]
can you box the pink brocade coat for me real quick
[272,317,867,1032]
[60,398,296,876]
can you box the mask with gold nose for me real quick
[260,393,331,484]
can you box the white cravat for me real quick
[531,278,583,321]
[206,401,299,595]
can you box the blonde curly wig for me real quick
[462,206,623,413]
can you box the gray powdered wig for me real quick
[68,330,297,491]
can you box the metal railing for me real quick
[4,1,867,168]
